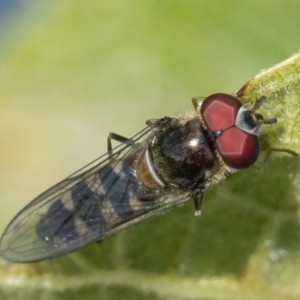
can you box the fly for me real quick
[0,93,277,263]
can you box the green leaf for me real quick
[237,52,300,152]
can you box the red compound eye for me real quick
[216,127,259,169]
[201,93,260,169]
[201,93,241,131]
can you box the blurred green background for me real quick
[1,1,300,299]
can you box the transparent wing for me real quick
[0,126,190,263]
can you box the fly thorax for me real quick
[149,118,219,190]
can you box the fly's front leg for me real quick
[192,97,205,112]
[264,148,298,160]
[252,147,298,170]
[107,133,133,157]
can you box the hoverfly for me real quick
[0,93,277,263]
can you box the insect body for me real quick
[0,93,276,263]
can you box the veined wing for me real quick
[0,126,189,263]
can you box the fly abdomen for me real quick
[36,178,106,245]
[35,153,159,247]
[136,148,166,190]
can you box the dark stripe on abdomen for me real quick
[36,199,79,243]
[71,180,106,233]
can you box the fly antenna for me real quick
[250,96,277,126]
[262,117,277,125]
[250,96,266,113]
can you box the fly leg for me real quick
[261,148,298,168]
[107,133,134,157]
[192,193,204,217]
[252,148,298,170]
[146,116,173,127]
[146,119,158,126]
[192,97,205,112]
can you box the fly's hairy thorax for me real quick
[136,117,223,193]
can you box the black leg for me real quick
[107,132,132,157]
[146,117,172,127]
[193,193,204,216]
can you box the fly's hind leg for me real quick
[107,133,134,157]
